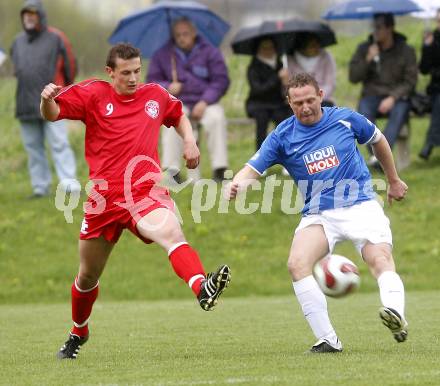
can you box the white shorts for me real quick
[295,200,392,255]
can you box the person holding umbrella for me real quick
[232,19,336,155]
[245,37,291,151]
[287,32,337,107]
[147,17,230,183]
[349,13,418,168]
[418,8,440,160]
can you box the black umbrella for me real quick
[231,19,337,56]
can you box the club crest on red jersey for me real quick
[303,145,340,175]
[145,100,159,119]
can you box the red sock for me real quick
[169,243,206,296]
[71,277,99,337]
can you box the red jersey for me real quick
[55,79,183,192]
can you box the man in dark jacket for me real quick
[419,9,440,160]
[147,17,230,182]
[11,0,78,198]
[349,13,417,167]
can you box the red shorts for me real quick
[79,184,174,244]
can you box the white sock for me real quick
[292,275,340,347]
[377,271,405,319]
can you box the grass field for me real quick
[1,292,439,386]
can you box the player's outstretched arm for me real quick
[175,114,200,169]
[224,165,260,200]
[371,136,408,204]
[40,83,61,121]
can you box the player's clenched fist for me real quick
[40,83,62,121]
[183,139,200,169]
[387,179,408,205]
[41,83,62,100]
[223,181,239,200]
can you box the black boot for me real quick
[213,167,227,182]
[419,143,433,160]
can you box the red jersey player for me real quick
[40,43,231,360]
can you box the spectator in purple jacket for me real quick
[147,17,230,182]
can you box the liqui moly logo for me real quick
[303,145,339,175]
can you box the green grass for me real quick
[1,292,439,385]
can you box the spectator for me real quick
[287,33,336,107]
[245,37,291,150]
[349,13,417,167]
[147,17,230,182]
[10,0,79,197]
[419,9,440,160]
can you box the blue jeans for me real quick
[19,119,77,194]
[358,96,410,153]
[424,93,440,146]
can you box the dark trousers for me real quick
[252,106,291,149]
[358,95,410,154]
[424,93,440,147]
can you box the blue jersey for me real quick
[247,107,379,215]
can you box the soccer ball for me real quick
[313,254,360,298]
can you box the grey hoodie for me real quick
[11,0,71,120]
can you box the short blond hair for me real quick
[286,73,320,97]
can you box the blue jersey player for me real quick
[226,73,408,353]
